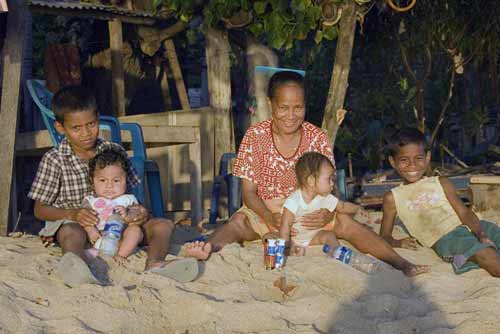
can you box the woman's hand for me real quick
[267,212,282,232]
[298,209,333,230]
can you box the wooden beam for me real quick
[188,129,202,224]
[156,61,172,110]
[108,19,126,117]
[0,0,26,235]
[205,27,234,174]
[15,125,201,154]
[321,0,357,145]
[119,107,212,125]
[470,176,500,185]
[163,39,190,111]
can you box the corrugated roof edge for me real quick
[29,0,169,19]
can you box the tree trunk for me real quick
[205,27,234,174]
[321,0,357,146]
[245,37,278,125]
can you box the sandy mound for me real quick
[1,211,500,334]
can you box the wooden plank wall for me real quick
[121,108,215,217]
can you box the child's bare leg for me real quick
[115,225,144,263]
[309,230,341,249]
[83,226,100,245]
[57,223,88,261]
[470,247,500,277]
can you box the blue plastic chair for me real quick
[208,153,241,224]
[26,79,165,217]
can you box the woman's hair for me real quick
[295,152,334,188]
[267,70,305,100]
[89,143,131,181]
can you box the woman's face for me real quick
[268,83,305,135]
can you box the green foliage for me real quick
[159,0,341,50]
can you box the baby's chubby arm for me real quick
[379,191,418,250]
[279,208,295,242]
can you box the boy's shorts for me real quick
[433,220,500,274]
[234,206,336,238]
[39,219,77,238]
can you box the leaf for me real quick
[405,86,416,102]
[249,22,264,36]
[314,30,323,44]
[254,1,267,15]
[291,0,306,12]
[322,26,338,40]
[152,0,163,10]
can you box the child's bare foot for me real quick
[185,241,212,260]
[113,255,128,266]
[402,264,430,277]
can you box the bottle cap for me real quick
[322,244,331,253]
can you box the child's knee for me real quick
[124,224,143,237]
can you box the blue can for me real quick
[275,239,286,269]
[266,239,277,269]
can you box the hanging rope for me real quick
[386,0,417,12]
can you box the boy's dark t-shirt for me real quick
[28,137,140,210]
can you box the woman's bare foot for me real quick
[185,241,212,260]
[402,263,430,277]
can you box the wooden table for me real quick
[15,125,203,225]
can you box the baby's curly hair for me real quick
[89,143,131,180]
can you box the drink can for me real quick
[263,239,269,267]
[266,239,277,269]
[275,239,286,269]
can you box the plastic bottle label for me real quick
[333,246,352,264]
[103,220,124,236]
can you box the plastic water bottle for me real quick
[323,244,380,274]
[99,213,125,256]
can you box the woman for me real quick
[186,71,428,276]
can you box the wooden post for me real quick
[188,128,203,224]
[108,19,126,117]
[157,62,172,110]
[0,0,26,235]
[163,39,190,111]
[321,0,357,146]
[205,27,234,174]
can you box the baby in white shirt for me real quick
[280,152,368,256]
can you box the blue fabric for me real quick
[433,220,500,274]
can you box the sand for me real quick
[1,211,500,334]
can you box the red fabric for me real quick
[44,44,81,93]
[233,119,334,200]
